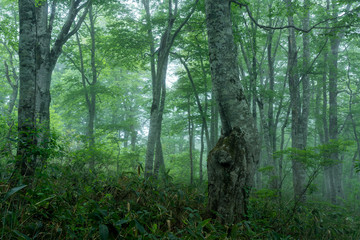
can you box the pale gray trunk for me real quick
[154,137,165,177]
[188,96,194,185]
[143,0,168,177]
[143,0,199,177]
[205,0,260,224]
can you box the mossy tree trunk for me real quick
[205,0,260,224]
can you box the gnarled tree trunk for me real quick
[205,0,260,224]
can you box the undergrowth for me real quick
[1,165,360,239]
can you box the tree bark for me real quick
[16,0,89,177]
[205,0,260,224]
[17,0,37,177]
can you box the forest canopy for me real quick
[1,0,360,239]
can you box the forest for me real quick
[1,0,360,239]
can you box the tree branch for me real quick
[48,0,57,34]
[4,61,15,89]
[231,0,354,33]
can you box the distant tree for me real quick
[142,0,199,178]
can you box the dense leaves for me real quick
[1,166,360,239]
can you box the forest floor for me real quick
[1,164,360,240]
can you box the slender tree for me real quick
[142,0,199,178]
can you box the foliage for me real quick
[1,164,360,239]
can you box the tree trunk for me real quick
[16,0,89,177]
[210,89,219,150]
[16,0,37,177]
[205,0,260,224]
[285,0,307,203]
[88,3,97,170]
[188,96,194,185]
[154,137,165,177]
[266,27,278,190]
[325,0,350,204]
[199,122,204,182]
[328,24,343,205]
[143,0,170,177]
[143,0,199,177]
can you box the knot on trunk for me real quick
[207,127,253,224]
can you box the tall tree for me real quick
[16,0,89,177]
[17,0,37,177]
[205,0,260,224]
[285,0,308,202]
[142,0,199,178]
[326,0,351,204]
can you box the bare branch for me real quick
[169,0,200,50]
[50,0,90,66]
[231,0,355,33]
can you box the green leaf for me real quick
[2,185,27,202]
[134,220,146,234]
[201,218,212,228]
[99,224,109,240]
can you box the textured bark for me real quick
[16,0,89,177]
[210,90,219,150]
[17,0,37,177]
[205,0,260,224]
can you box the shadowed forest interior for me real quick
[1,0,360,239]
